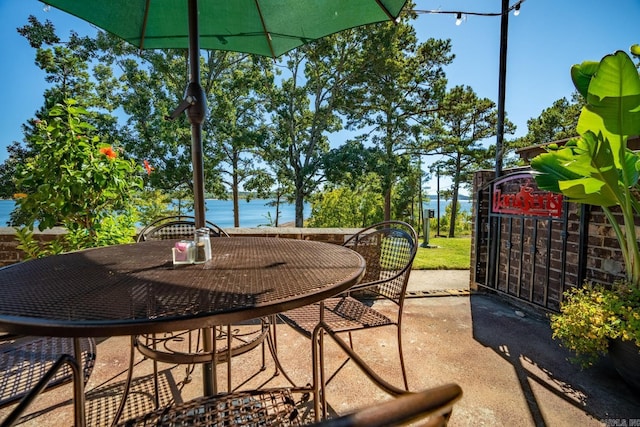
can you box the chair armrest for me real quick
[312,383,462,427]
[313,321,406,397]
[312,322,462,426]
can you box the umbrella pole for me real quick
[186,0,215,397]
[190,121,206,229]
[187,0,207,229]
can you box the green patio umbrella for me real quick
[40,0,409,228]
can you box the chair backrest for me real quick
[343,221,418,303]
[137,215,228,242]
[0,335,96,409]
[313,383,462,427]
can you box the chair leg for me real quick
[265,317,299,388]
[271,315,279,375]
[151,336,160,408]
[312,324,326,422]
[397,325,409,391]
[113,337,137,425]
[319,329,327,420]
[227,324,232,392]
[260,319,267,372]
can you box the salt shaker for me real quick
[194,227,212,262]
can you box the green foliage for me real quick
[530,47,640,363]
[550,283,640,367]
[0,17,119,202]
[531,49,640,285]
[430,85,510,236]
[432,203,472,237]
[308,180,383,227]
[13,100,142,258]
[13,227,43,260]
[134,189,178,226]
[509,95,583,152]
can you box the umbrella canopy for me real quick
[40,0,409,227]
[41,0,407,58]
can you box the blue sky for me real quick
[1,0,639,194]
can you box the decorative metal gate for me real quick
[474,171,586,312]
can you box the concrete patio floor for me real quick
[1,270,639,426]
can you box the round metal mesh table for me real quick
[0,238,366,337]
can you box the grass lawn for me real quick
[412,237,471,270]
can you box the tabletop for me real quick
[0,237,366,338]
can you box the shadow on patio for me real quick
[1,288,639,426]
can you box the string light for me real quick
[414,0,525,25]
[413,0,525,177]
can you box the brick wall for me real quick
[0,227,361,267]
[582,206,628,284]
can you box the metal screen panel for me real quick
[474,171,584,312]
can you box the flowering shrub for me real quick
[14,99,143,256]
[99,146,117,159]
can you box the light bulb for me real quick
[455,13,463,26]
[513,4,520,16]
[43,4,51,12]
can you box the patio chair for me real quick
[116,322,462,426]
[0,334,96,409]
[278,220,418,391]
[136,215,229,241]
[134,216,270,400]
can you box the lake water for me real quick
[0,198,471,228]
[0,199,308,228]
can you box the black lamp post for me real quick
[495,0,510,178]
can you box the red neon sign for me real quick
[492,173,563,218]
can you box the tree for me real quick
[308,174,384,228]
[392,158,424,229]
[209,56,274,226]
[262,32,363,227]
[340,15,453,220]
[509,95,583,151]
[92,33,280,225]
[90,33,214,201]
[430,85,514,237]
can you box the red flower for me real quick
[143,159,154,175]
[99,146,117,160]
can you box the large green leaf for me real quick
[532,132,630,207]
[576,51,640,170]
[570,60,599,99]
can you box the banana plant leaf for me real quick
[532,48,640,285]
[531,132,639,207]
[533,50,640,207]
